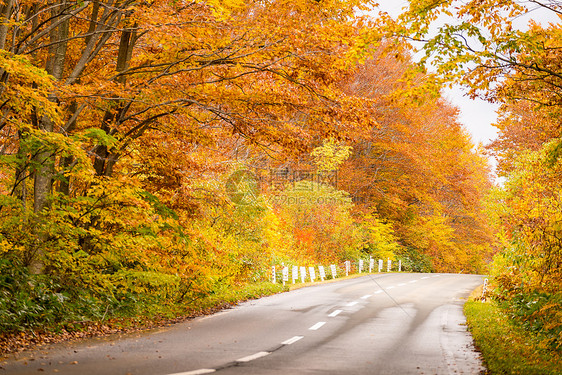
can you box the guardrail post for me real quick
[330,264,337,279]
[319,266,326,281]
[309,266,316,282]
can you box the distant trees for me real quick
[338,56,494,273]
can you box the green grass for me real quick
[186,281,288,311]
[464,298,562,375]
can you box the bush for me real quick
[465,298,562,374]
[501,291,562,350]
[0,258,70,332]
[396,247,434,273]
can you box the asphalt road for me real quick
[1,273,486,375]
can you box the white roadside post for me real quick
[369,257,374,273]
[330,264,337,279]
[292,266,298,284]
[300,266,306,283]
[378,259,383,272]
[482,278,489,300]
[272,266,276,283]
[309,266,316,282]
[358,259,363,273]
[387,258,391,272]
[398,260,402,272]
[345,261,350,276]
[282,267,289,286]
[319,266,326,281]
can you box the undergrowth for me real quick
[0,257,286,355]
[464,297,562,375]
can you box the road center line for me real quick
[237,351,271,363]
[309,322,326,330]
[387,286,395,290]
[397,283,406,286]
[346,301,359,306]
[169,369,216,375]
[409,280,418,283]
[282,336,304,345]
[328,309,343,317]
[421,276,430,279]
[374,290,383,294]
[360,294,372,299]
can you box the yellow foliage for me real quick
[311,138,353,172]
[498,141,562,294]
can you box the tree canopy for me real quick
[6,0,553,346]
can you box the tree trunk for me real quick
[0,0,13,50]
[93,25,136,177]
[30,1,70,274]
[57,102,79,195]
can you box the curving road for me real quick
[1,273,486,375]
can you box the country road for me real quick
[1,273,486,375]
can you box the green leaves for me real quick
[80,128,118,148]
[139,191,179,220]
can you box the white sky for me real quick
[374,1,560,148]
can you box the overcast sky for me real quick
[374,1,560,149]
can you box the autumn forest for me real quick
[0,0,560,352]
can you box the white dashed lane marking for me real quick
[309,322,326,330]
[169,274,443,375]
[237,351,270,363]
[170,369,216,375]
[328,309,342,317]
[282,336,304,345]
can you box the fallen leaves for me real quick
[0,302,236,357]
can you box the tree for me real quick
[386,1,560,98]
[0,0,378,271]
[488,100,560,176]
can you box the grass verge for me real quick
[464,295,562,375]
